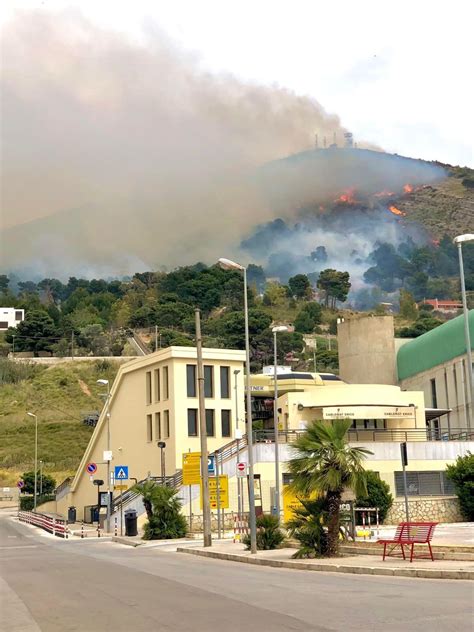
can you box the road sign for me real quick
[114,484,128,491]
[114,465,129,480]
[208,455,216,475]
[86,462,97,475]
[17,480,24,489]
[200,475,229,509]
[182,452,201,485]
[236,462,247,478]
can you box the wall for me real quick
[386,498,462,523]
[338,316,396,385]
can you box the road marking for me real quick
[0,545,38,550]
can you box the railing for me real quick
[253,427,474,443]
[19,511,69,538]
[55,476,73,501]
[112,471,183,513]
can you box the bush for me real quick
[355,470,393,523]
[286,497,329,558]
[20,494,55,511]
[446,453,474,520]
[21,471,56,496]
[0,359,44,384]
[137,484,188,540]
[242,514,285,550]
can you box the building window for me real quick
[186,364,197,397]
[164,410,170,439]
[350,420,386,430]
[155,412,161,440]
[430,378,438,408]
[204,365,213,398]
[187,409,198,436]
[220,366,230,398]
[154,369,160,402]
[0,322,8,329]
[15,311,23,321]
[221,410,231,437]
[146,414,153,442]
[394,471,456,496]
[146,372,152,405]
[206,409,215,436]
[163,366,169,399]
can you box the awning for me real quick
[425,407,451,421]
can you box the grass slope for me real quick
[0,360,119,485]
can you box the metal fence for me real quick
[18,510,69,538]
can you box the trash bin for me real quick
[125,509,138,537]
[67,506,76,523]
[92,506,99,523]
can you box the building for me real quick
[0,308,24,331]
[422,298,462,315]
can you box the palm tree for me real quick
[288,419,372,556]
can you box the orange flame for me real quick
[388,205,406,216]
[403,184,413,193]
[335,188,356,204]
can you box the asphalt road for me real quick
[1,511,472,632]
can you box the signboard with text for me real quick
[200,475,229,509]
[323,406,415,420]
[182,452,202,486]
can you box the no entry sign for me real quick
[236,462,247,478]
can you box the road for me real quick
[1,510,472,632]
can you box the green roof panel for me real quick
[397,310,474,380]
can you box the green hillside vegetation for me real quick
[0,359,119,485]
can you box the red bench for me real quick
[378,522,438,562]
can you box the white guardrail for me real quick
[18,511,69,538]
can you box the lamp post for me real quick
[234,369,242,518]
[218,257,257,554]
[39,460,43,496]
[157,441,166,485]
[26,412,38,511]
[454,234,474,428]
[97,379,111,532]
[271,325,288,523]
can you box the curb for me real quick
[112,536,142,547]
[177,548,474,581]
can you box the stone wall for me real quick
[386,497,462,523]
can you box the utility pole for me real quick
[196,309,211,547]
[155,326,158,352]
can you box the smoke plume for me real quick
[1,10,352,278]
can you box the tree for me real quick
[294,302,322,333]
[247,264,266,294]
[399,289,417,320]
[288,420,371,556]
[0,275,9,293]
[263,282,287,306]
[317,269,351,308]
[396,315,443,338]
[5,310,59,355]
[286,496,329,558]
[288,274,311,300]
[355,470,393,523]
[21,470,56,495]
[446,453,474,520]
[134,482,188,540]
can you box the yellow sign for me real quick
[182,452,202,485]
[200,475,229,509]
[282,486,304,523]
[114,484,128,491]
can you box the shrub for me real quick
[242,514,285,550]
[355,470,393,523]
[286,497,329,558]
[0,359,44,384]
[21,471,56,495]
[20,494,55,511]
[446,453,474,520]
[136,483,188,540]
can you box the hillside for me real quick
[0,360,119,485]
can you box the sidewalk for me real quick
[177,540,474,580]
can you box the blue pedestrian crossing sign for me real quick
[208,455,216,475]
[114,465,129,480]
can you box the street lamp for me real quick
[234,369,243,518]
[97,379,111,532]
[271,325,289,523]
[39,460,43,496]
[218,257,257,554]
[157,441,166,485]
[26,412,38,511]
[454,234,474,428]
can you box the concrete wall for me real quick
[338,316,396,385]
[386,498,462,523]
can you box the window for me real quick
[154,369,160,402]
[204,365,213,397]
[0,322,8,329]
[394,471,456,496]
[146,372,152,405]
[164,410,170,439]
[221,410,231,437]
[187,409,198,436]
[186,364,197,397]
[15,311,23,321]
[351,420,386,430]
[146,414,153,442]
[163,366,169,399]
[220,366,230,398]
[430,378,438,408]
[206,409,215,436]
[155,412,161,440]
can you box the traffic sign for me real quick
[114,465,129,480]
[17,480,25,489]
[114,484,128,491]
[236,462,247,477]
[200,475,229,509]
[208,455,216,475]
[182,452,201,485]
[86,462,97,475]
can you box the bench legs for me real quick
[383,542,406,561]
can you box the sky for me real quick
[2,0,473,168]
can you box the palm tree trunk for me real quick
[326,490,341,556]
[143,498,153,521]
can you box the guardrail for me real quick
[19,511,69,538]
